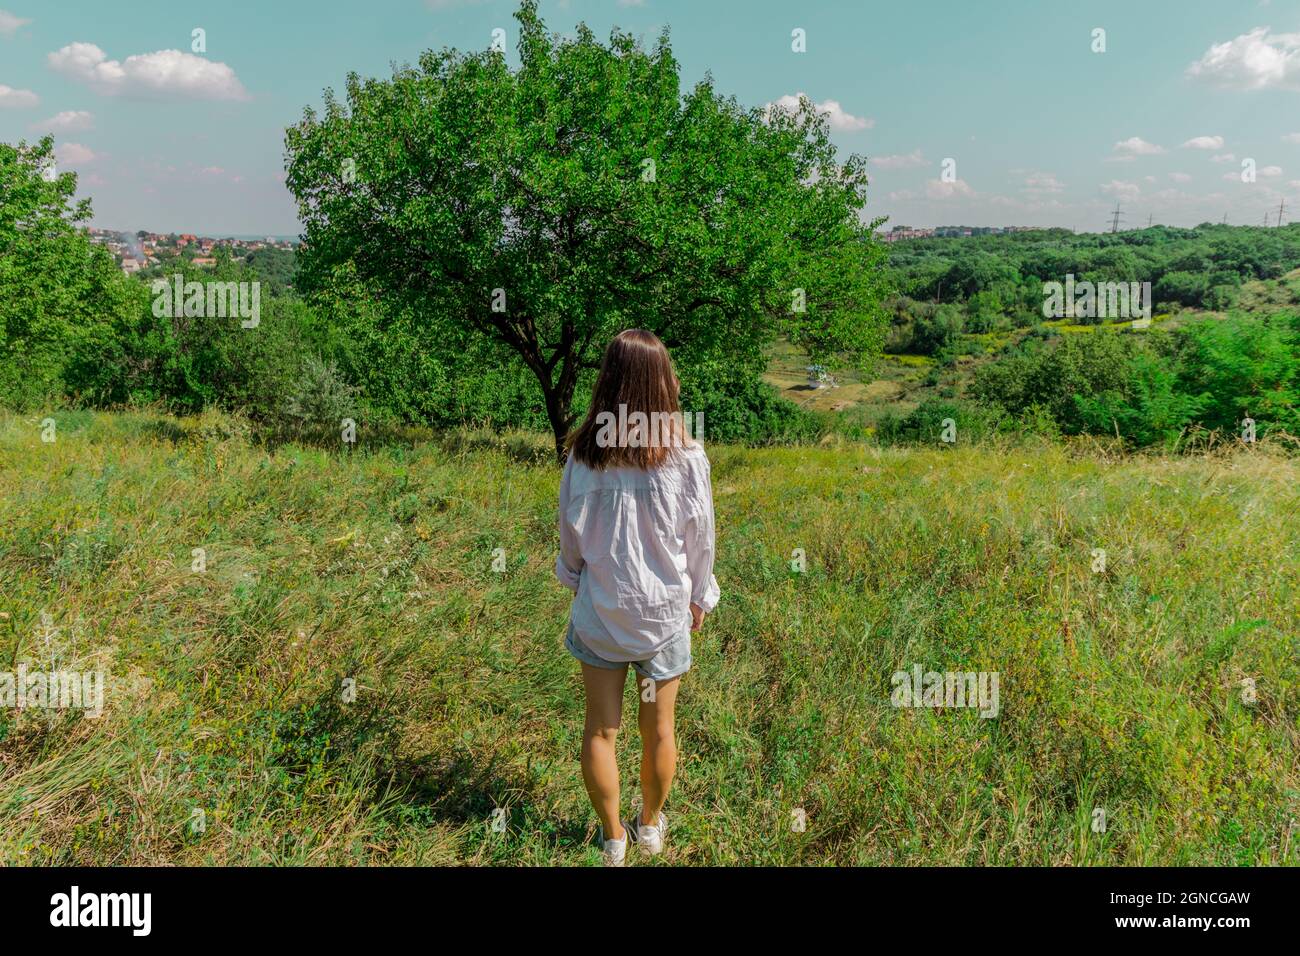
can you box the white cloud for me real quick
[925,178,974,200]
[48,42,249,100]
[1023,171,1064,194]
[815,98,871,131]
[1113,136,1165,156]
[54,142,95,165]
[1186,26,1300,90]
[872,149,926,170]
[1260,165,1283,177]
[1169,172,1193,184]
[0,84,38,107]
[1181,135,1224,150]
[0,9,30,37]
[30,109,94,132]
[1101,180,1141,201]
[1210,153,1237,163]
[1283,132,1300,144]
[768,92,871,131]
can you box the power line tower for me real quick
[1107,202,1125,233]
[1263,212,1271,227]
[1146,213,1153,228]
[1221,213,1228,225]
[1278,198,1287,227]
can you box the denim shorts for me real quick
[565,622,692,681]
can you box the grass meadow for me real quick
[1,409,1296,865]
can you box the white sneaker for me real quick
[629,811,668,856]
[599,826,627,867]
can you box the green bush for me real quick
[0,139,142,410]
[679,358,824,445]
[280,355,360,431]
[971,332,1137,433]
[968,313,1300,447]
[909,304,964,355]
[875,397,1007,445]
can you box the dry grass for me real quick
[1,409,1296,865]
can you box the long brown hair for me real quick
[567,329,690,469]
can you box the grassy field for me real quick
[1,409,1297,865]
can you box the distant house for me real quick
[190,257,218,268]
[121,259,143,274]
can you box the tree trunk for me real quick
[542,380,576,464]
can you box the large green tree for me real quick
[285,0,888,458]
[0,137,138,409]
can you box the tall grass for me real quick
[0,410,1296,865]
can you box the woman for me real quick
[555,329,720,866]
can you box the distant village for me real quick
[84,225,1032,268]
[86,228,298,274]
[879,225,1040,242]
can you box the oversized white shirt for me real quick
[556,442,720,662]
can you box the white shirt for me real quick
[556,442,720,662]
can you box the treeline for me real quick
[879,314,1300,448]
[884,224,1300,355]
[1,138,811,444]
[5,134,1297,453]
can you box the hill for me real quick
[1,410,1295,865]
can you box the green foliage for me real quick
[679,356,823,444]
[1154,270,1208,308]
[0,138,140,409]
[1174,312,1300,437]
[971,315,1300,447]
[285,0,889,454]
[281,355,360,430]
[909,304,964,355]
[887,223,1300,315]
[1074,350,1207,447]
[875,397,1006,444]
[973,332,1141,433]
[87,262,327,421]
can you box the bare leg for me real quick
[636,675,680,824]
[580,662,628,841]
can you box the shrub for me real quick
[280,355,360,431]
[875,397,1006,445]
[679,358,824,445]
[910,304,964,355]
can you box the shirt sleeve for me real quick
[684,452,720,613]
[555,454,584,592]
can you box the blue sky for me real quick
[0,0,1295,235]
